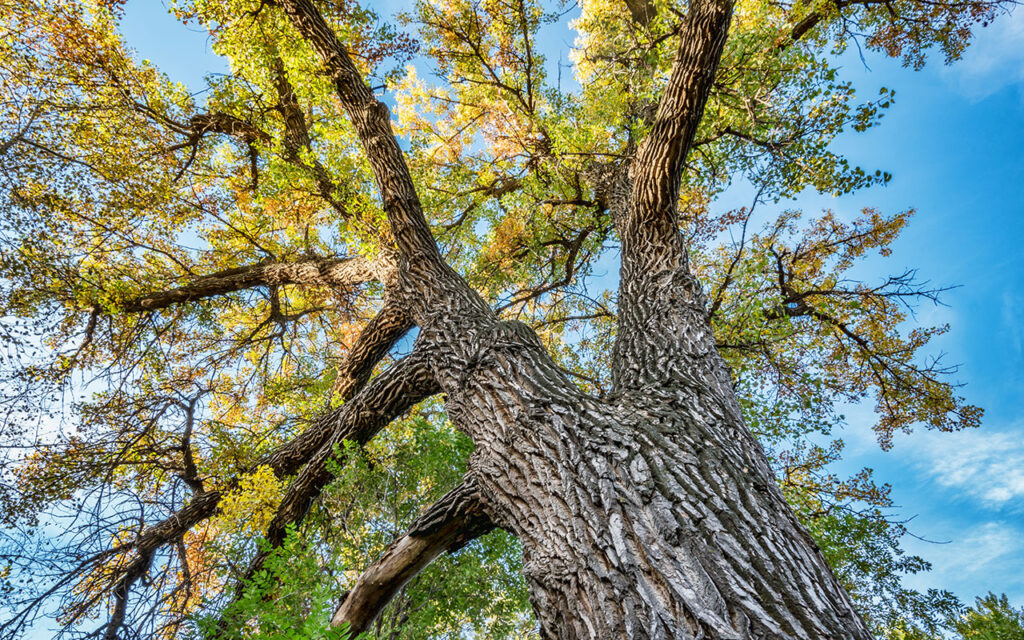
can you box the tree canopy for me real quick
[0,0,1011,637]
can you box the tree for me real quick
[0,0,1005,638]
[953,593,1024,640]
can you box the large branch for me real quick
[624,0,658,26]
[332,297,414,402]
[784,0,891,46]
[275,0,439,260]
[622,0,735,275]
[217,351,440,629]
[170,111,269,185]
[121,321,428,557]
[612,0,735,390]
[188,112,270,145]
[330,477,494,636]
[119,256,377,312]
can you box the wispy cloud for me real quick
[914,428,1024,508]
[935,521,1019,570]
[903,520,1024,602]
[942,7,1024,100]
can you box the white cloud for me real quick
[943,521,1019,569]
[902,520,1024,604]
[942,7,1024,100]
[913,427,1024,509]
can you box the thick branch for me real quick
[613,0,735,390]
[622,0,735,274]
[215,351,440,630]
[275,0,439,260]
[188,112,270,145]
[119,256,376,312]
[330,477,493,636]
[332,298,414,402]
[784,0,890,46]
[624,0,658,25]
[172,112,269,184]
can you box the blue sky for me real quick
[788,15,1024,606]
[119,0,1024,616]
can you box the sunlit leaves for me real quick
[697,207,981,449]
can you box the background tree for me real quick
[952,593,1024,640]
[0,0,1009,637]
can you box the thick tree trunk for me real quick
[274,1,874,636]
[432,279,870,639]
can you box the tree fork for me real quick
[223,1,874,637]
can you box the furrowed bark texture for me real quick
[265,1,874,638]
[430,313,869,639]
[278,0,438,261]
[614,0,736,391]
[264,352,439,548]
[331,298,413,402]
[120,257,377,312]
[226,352,439,611]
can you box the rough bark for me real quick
[6,0,906,635]
[331,298,413,402]
[257,0,878,637]
[120,256,378,312]
[263,351,439,549]
[614,0,736,391]
[277,0,439,262]
[271,57,351,216]
[108,271,413,586]
[438,302,869,639]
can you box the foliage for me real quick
[952,593,1024,640]
[0,0,1008,636]
[195,531,356,640]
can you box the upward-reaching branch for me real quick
[220,350,440,627]
[613,0,735,391]
[270,57,351,217]
[275,0,438,261]
[331,297,413,402]
[623,0,735,276]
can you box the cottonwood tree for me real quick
[0,0,1003,637]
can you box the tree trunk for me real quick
[274,1,875,635]
[433,280,870,639]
